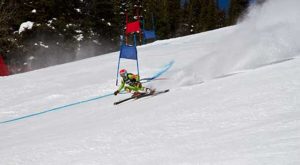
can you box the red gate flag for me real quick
[0,55,9,76]
[125,21,141,34]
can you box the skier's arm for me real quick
[114,80,125,95]
[117,80,125,92]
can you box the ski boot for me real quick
[132,92,142,98]
[144,87,155,95]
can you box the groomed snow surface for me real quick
[1,0,300,164]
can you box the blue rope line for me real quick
[0,93,114,124]
[141,60,174,82]
[0,60,174,124]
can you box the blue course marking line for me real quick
[0,93,114,124]
[150,60,174,80]
[141,60,174,82]
[0,60,174,124]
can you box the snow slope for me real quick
[1,0,300,164]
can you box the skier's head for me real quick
[119,69,127,78]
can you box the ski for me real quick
[152,89,170,96]
[113,89,170,105]
[113,96,135,105]
[133,89,169,100]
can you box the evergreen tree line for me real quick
[0,0,253,74]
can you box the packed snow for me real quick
[1,0,300,164]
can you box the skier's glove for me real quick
[114,90,119,95]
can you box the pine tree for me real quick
[205,0,218,31]
[216,10,227,29]
[77,0,119,58]
[227,0,250,25]
[4,0,121,72]
[177,0,191,36]
[186,0,201,34]
[158,0,171,38]
[16,0,81,69]
[141,0,181,39]
[168,0,181,37]
[0,1,19,57]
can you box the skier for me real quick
[114,69,154,97]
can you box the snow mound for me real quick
[19,21,34,34]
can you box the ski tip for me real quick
[153,89,170,95]
[159,89,169,93]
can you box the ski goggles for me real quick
[120,72,127,77]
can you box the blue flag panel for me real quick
[119,45,137,60]
[143,30,156,40]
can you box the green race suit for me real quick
[117,73,144,92]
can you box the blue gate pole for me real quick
[152,13,155,31]
[142,19,146,44]
[116,35,125,86]
[116,50,121,86]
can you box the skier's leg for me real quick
[126,85,139,92]
[137,83,154,94]
[124,86,132,93]
[132,82,145,93]
[126,85,143,97]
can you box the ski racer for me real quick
[114,69,153,97]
